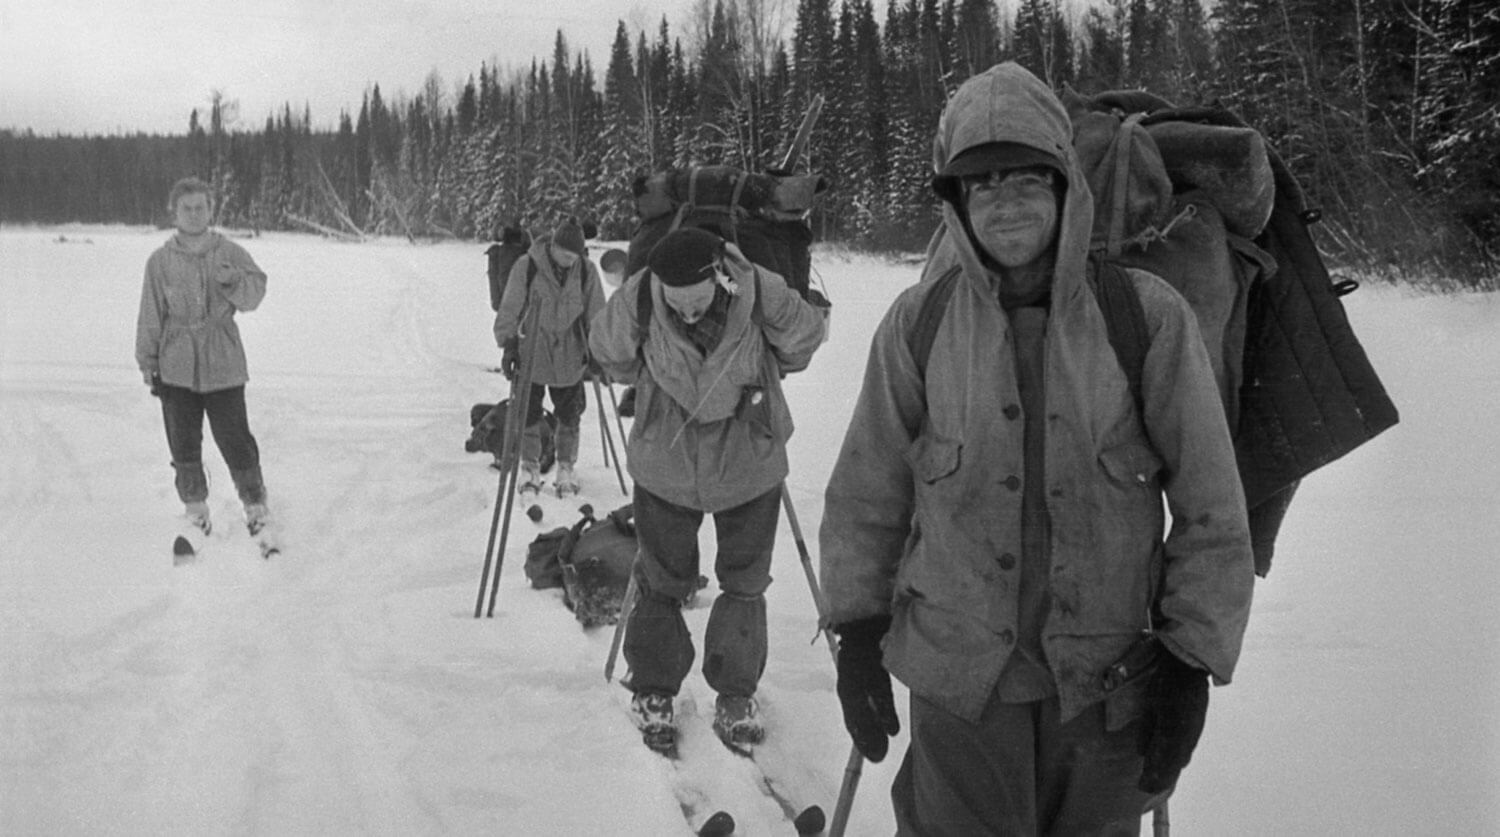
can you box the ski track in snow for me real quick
[2,226,1497,836]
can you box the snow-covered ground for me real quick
[1,225,1495,836]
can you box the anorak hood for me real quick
[929,62,1095,302]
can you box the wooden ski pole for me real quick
[604,379,629,458]
[604,559,640,682]
[778,485,865,837]
[591,378,629,496]
[483,306,542,618]
[473,330,533,618]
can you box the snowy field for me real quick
[1,225,1496,836]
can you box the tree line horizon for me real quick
[1,0,1494,286]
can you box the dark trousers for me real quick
[523,381,585,465]
[893,692,1164,836]
[623,483,781,698]
[159,384,263,505]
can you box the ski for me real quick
[248,521,280,559]
[720,738,828,835]
[172,535,196,566]
[625,691,737,836]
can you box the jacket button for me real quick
[1000,629,1015,645]
[1003,475,1020,491]
[998,553,1016,571]
[1003,404,1021,420]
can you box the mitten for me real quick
[1138,649,1210,793]
[501,337,520,380]
[146,371,162,397]
[834,615,900,762]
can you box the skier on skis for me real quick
[819,62,1255,834]
[589,227,826,754]
[492,219,606,497]
[135,176,272,537]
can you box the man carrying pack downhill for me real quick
[589,228,825,755]
[819,62,1255,834]
[136,176,272,539]
[493,219,606,497]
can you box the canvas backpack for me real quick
[910,91,1398,574]
[522,504,639,628]
[626,165,827,300]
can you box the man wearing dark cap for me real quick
[493,219,605,496]
[589,227,826,756]
[819,62,1254,834]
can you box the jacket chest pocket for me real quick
[1098,441,1162,490]
[907,434,963,485]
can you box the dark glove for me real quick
[1137,649,1210,793]
[146,372,162,398]
[501,337,520,380]
[616,385,636,418]
[585,354,605,383]
[835,615,900,762]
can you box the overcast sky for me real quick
[0,1,717,136]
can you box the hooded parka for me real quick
[136,231,266,393]
[493,237,607,387]
[819,62,1255,725]
[589,255,825,513]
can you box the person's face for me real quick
[963,167,1059,269]
[662,278,717,324]
[550,244,580,267]
[174,192,212,236]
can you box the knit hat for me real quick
[648,228,724,287]
[552,221,586,257]
[932,141,1063,205]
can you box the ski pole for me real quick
[1153,801,1169,837]
[604,380,629,456]
[484,306,542,618]
[604,558,640,682]
[591,378,629,496]
[472,448,512,618]
[778,484,865,837]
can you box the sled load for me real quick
[466,399,557,473]
[523,503,642,628]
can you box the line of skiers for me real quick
[140,61,1254,835]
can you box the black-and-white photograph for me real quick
[2,1,1495,835]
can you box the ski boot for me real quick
[630,691,678,757]
[518,460,543,496]
[712,694,764,754]
[554,462,579,498]
[184,501,212,536]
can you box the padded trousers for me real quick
[623,483,780,699]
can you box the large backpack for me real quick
[911,92,1399,575]
[522,504,639,628]
[625,165,828,300]
[486,226,531,311]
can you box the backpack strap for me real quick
[906,261,1148,418]
[1087,257,1149,419]
[907,266,963,380]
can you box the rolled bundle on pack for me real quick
[1146,121,1274,239]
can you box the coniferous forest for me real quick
[1,0,1495,285]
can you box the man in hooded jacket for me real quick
[493,219,606,496]
[819,62,1255,834]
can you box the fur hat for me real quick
[552,221,586,256]
[932,141,1063,205]
[648,228,724,287]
